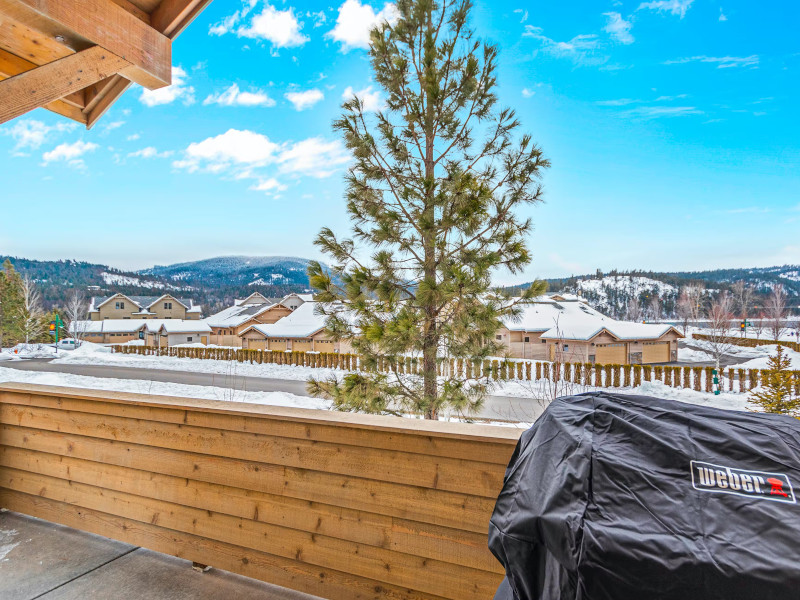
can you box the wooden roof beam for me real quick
[151,0,211,39]
[0,0,171,89]
[0,45,129,125]
[0,47,84,107]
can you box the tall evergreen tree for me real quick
[749,345,800,418]
[307,0,549,419]
[0,260,24,348]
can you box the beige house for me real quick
[497,294,683,365]
[144,321,212,348]
[239,301,352,354]
[203,293,292,347]
[89,293,203,321]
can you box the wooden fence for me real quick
[112,345,797,395]
[0,383,519,600]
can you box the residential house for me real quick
[145,320,212,348]
[239,301,352,353]
[204,295,293,347]
[89,293,203,321]
[71,320,147,345]
[497,294,682,364]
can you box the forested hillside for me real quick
[0,256,313,313]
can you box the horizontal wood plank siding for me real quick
[0,383,519,600]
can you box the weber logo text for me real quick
[691,460,796,504]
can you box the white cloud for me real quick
[42,140,98,167]
[214,3,308,48]
[637,0,694,18]
[128,147,173,159]
[603,12,634,44]
[3,119,76,153]
[277,137,350,178]
[208,0,258,35]
[126,133,141,141]
[327,0,399,51]
[140,66,195,106]
[203,83,276,107]
[307,10,327,27]
[102,120,125,133]
[719,8,728,21]
[523,26,605,66]
[623,105,702,119]
[342,85,382,111]
[250,178,288,194]
[172,129,350,191]
[513,9,528,23]
[285,89,325,110]
[521,88,536,98]
[665,55,759,69]
[175,129,280,173]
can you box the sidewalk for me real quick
[0,510,320,600]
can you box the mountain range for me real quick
[0,255,314,313]
[3,255,798,318]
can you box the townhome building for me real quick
[239,301,352,354]
[89,293,203,321]
[496,294,682,364]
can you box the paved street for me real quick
[0,359,546,423]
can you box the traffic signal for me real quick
[740,321,746,330]
[49,322,56,331]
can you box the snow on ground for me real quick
[686,337,800,368]
[48,342,754,413]
[53,343,344,382]
[0,365,331,410]
[492,378,749,412]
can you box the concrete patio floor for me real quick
[0,509,322,600]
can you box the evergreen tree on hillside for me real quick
[0,260,24,347]
[749,345,800,419]
[307,0,549,419]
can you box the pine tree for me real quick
[749,345,800,418]
[307,0,549,419]
[0,260,24,348]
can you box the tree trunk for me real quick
[421,7,438,420]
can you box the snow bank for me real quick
[0,366,331,410]
[53,343,345,382]
[493,378,749,412]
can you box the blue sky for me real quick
[1,0,798,284]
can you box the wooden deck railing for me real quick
[0,383,519,600]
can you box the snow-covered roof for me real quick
[156,321,212,334]
[69,319,147,334]
[234,292,282,306]
[204,302,281,328]
[504,296,683,341]
[241,301,326,339]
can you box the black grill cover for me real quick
[488,392,800,600]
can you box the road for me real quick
[0,359,546,423]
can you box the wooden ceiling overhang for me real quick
[0,0,212,128]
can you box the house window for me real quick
[164,302,172,309]
[541,339,546,343]
[563,344,569,351]
[524,336,530,342]
[115,301,125,309]
[496,335,503,341]
[123,317,130,320]
[187,337,193,342]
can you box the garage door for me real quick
[643,342,670,364]
[596,343,627,364]
[247,339,266,351]
[293,340,313,352]
[269,339,286,351]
